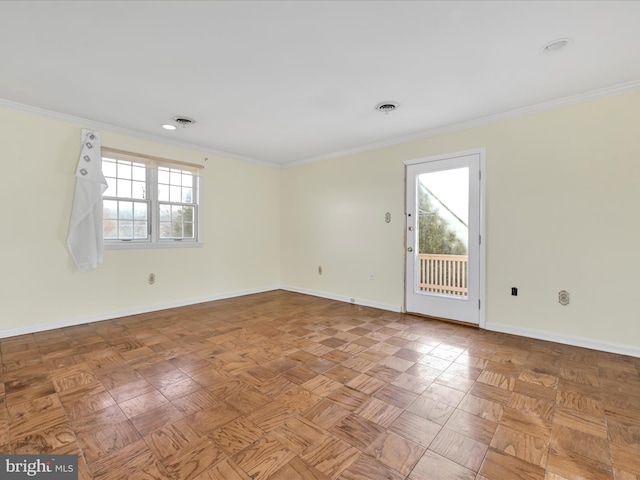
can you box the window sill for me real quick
[105,241,204,250]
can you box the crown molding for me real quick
[287,80,640,167]
[0,98,279,168]
[4,80,640,169]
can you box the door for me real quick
[404,149,484,325]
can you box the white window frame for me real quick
[101,148,204,250]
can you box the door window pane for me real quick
[417,167,469,298]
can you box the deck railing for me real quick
[419,254,468,296]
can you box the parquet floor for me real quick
[1,290,639,479]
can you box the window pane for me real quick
[159,204,171,221]
[103,200,118,219]
[117,162,132,179]
[132,181,146,199]
[183,206,194,222]
[182,172,193,187]
[132,165,146,181]
[117,179,132,198]
[102,159,117,177]
[170,186,181,203]
[119,221,133,238]
[158,184,169,202]
[158,168,169,184]
[104,220,117,239]
[170,170,182,185]
[171,205,182,223]
[416,167,469,299]
[182,187,192,203]
[184,222,194,238]
[159,222,171,238]
[120,201,133,219]
[134,223,147,239]
[134,202,147,220]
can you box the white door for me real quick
[404,149,484,325]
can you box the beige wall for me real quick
[0,106,281,335]
[2,90,640,353]
[281,90,640,351]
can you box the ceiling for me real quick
[1,1,640,166]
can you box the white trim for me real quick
[403,147,486,166]
[289,80,640,167]
[3,284,638,358]
[105,241,204,250]
[4,82,640,170]
[0,286,280,339]
[0,98,277,168]
[281,285,402,313]
[478,150,486,329]
[485,322,640,359]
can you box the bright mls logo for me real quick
[0,455,78,479]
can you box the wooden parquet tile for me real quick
[1,290,639,479]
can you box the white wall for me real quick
[0,106,281,335]
[281,90,640,354]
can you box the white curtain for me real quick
[67,129,107,272]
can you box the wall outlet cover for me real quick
[558,290,570,305]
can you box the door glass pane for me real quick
[417,167,469,298]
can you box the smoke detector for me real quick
[172,116,197,127]
[375,102,399,114]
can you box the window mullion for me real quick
[149,165,158,243]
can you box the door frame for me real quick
[403,148,486,328]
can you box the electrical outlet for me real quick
[369,273,375,281]
[511,287,518,296]
[148,273,156,285]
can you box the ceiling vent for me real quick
[541,38,573,55]
[375,102,399,114]
[172,116,197,127]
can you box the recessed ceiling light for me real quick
[375,102,399,114]
[541,38,573,55]
[161,124,177,131]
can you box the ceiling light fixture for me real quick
[375,102,399,114]
[161,124,177,131]
[541,38,573,55]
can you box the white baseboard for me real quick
[485,322,640,358]
[281,285,403,313]
[0,285,281,339]
[4,286,637,359]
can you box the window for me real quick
[101,148,202,248]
